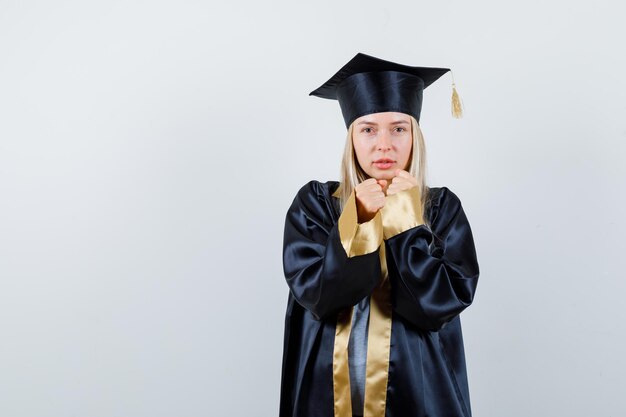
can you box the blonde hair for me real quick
[335,114,433,230]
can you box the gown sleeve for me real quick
[282,181,384,321]
[381,186,480,331]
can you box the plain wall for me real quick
[1,0,625,416]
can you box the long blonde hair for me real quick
[335,114,433,230]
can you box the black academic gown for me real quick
[280,180,480,417]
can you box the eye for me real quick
[394,127,407,132]
[361,127,373,133]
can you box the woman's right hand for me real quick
[355,178,387,223]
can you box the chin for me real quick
[373,172,394,179]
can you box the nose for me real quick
[376,131,392,151]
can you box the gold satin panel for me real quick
[363,244,392,417]
[337,188,384,257]
[331,184,422,417]
[381,185,425,239]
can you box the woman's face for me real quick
[352,111,413,182]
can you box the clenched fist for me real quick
[355,178,387,223]
[355,169,419,223]
[386,169,418,196]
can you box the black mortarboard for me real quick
[309,52,463,128]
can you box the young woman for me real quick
[280,52,480,417]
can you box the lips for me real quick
[373,158,395,170]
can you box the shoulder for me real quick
[426,186,464,227]
[286,180,339,226]
[289,180,338,213]
[428,186,462,206]
[295,180,339,202]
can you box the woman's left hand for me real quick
[386,169,418,196]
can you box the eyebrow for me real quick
[357,120,410,126]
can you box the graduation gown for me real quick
[280,180,480,417]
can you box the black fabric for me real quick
[280,180,480,417]
[336,71,424,129]
[309,52,450,128]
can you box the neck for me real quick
[380,181,389,195]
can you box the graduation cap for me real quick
[309,52,463,128]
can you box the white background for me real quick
[1,1,625,416]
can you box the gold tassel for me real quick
[451,82,463,118]
[449,69,463,118]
